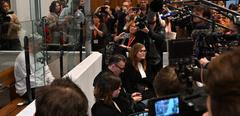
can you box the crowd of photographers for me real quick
[78,0,240,115]
[1,0,240,115]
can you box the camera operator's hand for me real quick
[141,26,149,34]
[202,112,210,116]
[131,92,142,103]
[211,53,219,60]
[199,57,210,67]
[93,25,103,37]
[94,7,101,14]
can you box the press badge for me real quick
[93,39,98,44]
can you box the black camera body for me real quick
[167,39,207,115]
[192,30,240,59]
[0,11,14,23]
[135,15,147,29]
[0,14,11,24]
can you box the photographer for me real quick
[0,0,21,50]
[203,47,240,116]
[153,66,207,115]
[45,1,62,44]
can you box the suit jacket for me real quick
[91,100,124,116]
[121,60,155,100]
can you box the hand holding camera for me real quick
[131,92,142,102]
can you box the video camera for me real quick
[168,39,195,87]
[97,6,109,18]
[148,91,206,116]
[192,31,240,59]
[167,39,207,115]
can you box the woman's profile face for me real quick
[112,86,121,98]
[136,46,146,60]
[129,23,137,34]
[55,3,61,13]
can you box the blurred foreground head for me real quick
[35,77,88,116]
[206,47,240,116]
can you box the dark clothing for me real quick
[113,88,134,115]
[116,11,127,34]
[91,100,124,116]
[121,60,155,100]
[93,69,145,115]
[92,23,109,51]
[148,24,166,76]
[114,88,146,114]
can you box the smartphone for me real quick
[122,32,130,39]
[120,32,130,45]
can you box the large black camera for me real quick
[0,11,14,23]
[168,39,207,115]
[97,6,109,18]
[135,15,147,29]
[192,30,240,59]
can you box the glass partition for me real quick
[0,0,92,104]
[24,15,86,78]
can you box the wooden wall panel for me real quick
[91,0,152,12]
[91,0,126,12]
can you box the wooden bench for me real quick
[0,67,26,116]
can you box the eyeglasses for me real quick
[115,64,125,71]
[139,49,147,53]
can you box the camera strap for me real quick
[127,36,135,46]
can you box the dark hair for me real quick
[108,54,126,66]
[206,47,240,116]
[49,1,60,13]
[153,66,183,97]
[229,3,238,11]
[0,0,9,13]
[35,78,88,116]
[94,73,121,105]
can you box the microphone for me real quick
[160,11,178,19]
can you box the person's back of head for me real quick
[35,78,88,116]
[206,47,240,116]
[153,66,183,97]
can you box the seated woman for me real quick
[91,73,124,116]
[121,43,154,100]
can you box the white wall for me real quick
[40,0,53,17]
